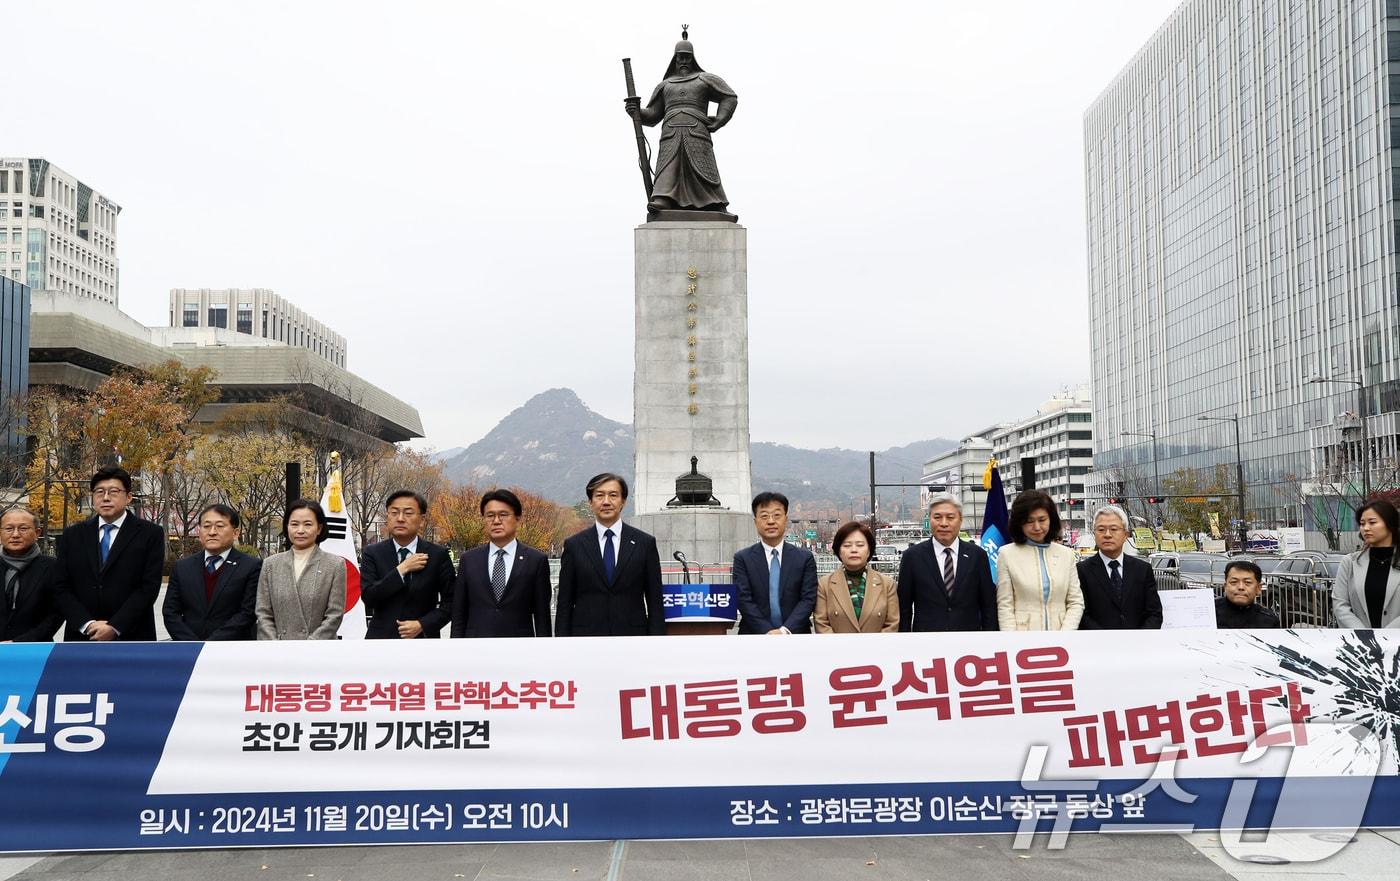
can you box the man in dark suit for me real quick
[555,473,665,636]
[1077,504,1162,629]
[163,503,262,640]
[0,508,62,642]
[734,491,818,634]
[898,493,998,631]
[50,466,165,641]
[360,490,455,639]
[451,488,551,637]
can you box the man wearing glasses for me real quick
[1076,504,1162,630]
[50,466,166,641]
[359,489,455,639]
[450,489,552,638]
[0,507,62,642]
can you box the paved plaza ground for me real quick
[1,829,1396,881]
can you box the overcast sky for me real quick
[11,0,1183,452]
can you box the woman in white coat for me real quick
[996,490,1083,631]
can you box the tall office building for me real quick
[168,288,347,367]
[0,158,120,305]
[1,276,30,485]
[1085,0,1400,535]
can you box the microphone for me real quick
[673,550,691,584]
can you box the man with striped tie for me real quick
[733,492,818,635]
[897,492,998,632]
[359,490,455,639]
[451,489,551,638]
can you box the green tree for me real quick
[1160,465,1241,539]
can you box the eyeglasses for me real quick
[0,525,35,534]
[92,488,129,498]
[482,512,515,522]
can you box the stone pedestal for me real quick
[633,221,752,517]
[633,507,753,570]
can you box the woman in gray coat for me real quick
[256,499,345,640]
[1333,498,1400,629]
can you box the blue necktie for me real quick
[100,523,115,566]
[205,556,219,576]
[769,548,782,630]
[603,529,616,584]
[398,546,411,585]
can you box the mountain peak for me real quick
[441,388,633,502]
[442,388,952,518]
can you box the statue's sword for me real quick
[622,58,655,200]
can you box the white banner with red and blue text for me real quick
[0,629,1395,852]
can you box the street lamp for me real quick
[1197,414,1246,550]
[1308,375,1370,500]
[1121,429,1161,524]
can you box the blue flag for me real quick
[979,459,1009,581]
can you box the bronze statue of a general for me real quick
[624,28,738,221]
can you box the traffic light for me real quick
[1064,498,1082,507]
[1146,497,1163,504]
[1107,497,1120,505]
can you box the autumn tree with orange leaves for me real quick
[24,361,217,534]
[431,485,586,556]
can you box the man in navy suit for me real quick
[1077,504,1162,629]
[50,466,166,641]
[163,503,262,640]
[733,491,818,634]
[0,507,62,642]
[360,490,455,639]
[451,488,551,638]
[555,473,665,636]
[898,493,998,631]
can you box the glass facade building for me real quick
[1085,0,1400,537]
[0,275,29,485]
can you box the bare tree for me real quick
[341,446,446,549]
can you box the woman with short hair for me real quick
[995,490,1083,631]
[814,521,898,633]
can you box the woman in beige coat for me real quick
[815,521,899,633]
[256,499,345,640]
[996,490,1083,631]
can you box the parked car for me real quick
[1150,552,1223,588]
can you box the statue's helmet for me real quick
[664,27,704,78]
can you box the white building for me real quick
[29,291,420,444]
[990,385,1095,536]
[922,435,994,535]
[168,288,347,368]
[0,158,120,305]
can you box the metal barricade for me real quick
[1265,574,1335,629]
